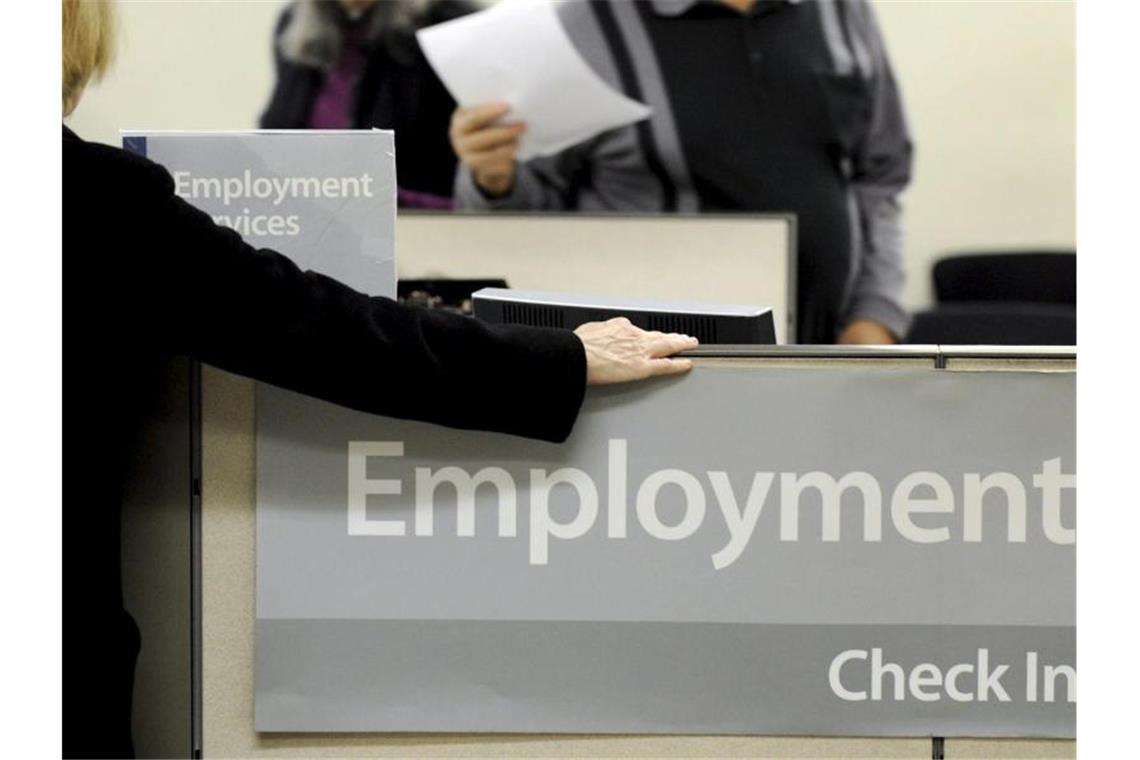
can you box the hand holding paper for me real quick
[449,101,527,197]
[418,0,652,162]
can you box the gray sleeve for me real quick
[453,144,590,211]
[841,1,914,339]
[451,0,657,213]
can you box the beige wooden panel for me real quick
[945,738,1075,758]
[945,358,1076,373]
[396,213,794,341]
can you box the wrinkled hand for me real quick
[837,319,897,345]
[449,102,524,198]
[574,318,699,385]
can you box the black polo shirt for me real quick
[637,0,860,342]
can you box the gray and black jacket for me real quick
[455,0,913,343]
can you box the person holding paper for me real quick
[449,0,913,345]
[62,2,697,756]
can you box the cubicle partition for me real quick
[124,210,797,758]
[120,210,1074,759]
[396,212,797,343]
[199,345,1075,759]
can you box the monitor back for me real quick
[396,212,795,343]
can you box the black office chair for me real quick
[933,251,1075,305]
[905,250,1076,345]
[906,302,1076,345]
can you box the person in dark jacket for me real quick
[452,0,914,345]
[62,2,697,756]
[260,0,475,206]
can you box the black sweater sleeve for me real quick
[65,132,587,443]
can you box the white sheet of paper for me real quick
[417,0,652,160]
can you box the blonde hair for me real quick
[62,0,116,116]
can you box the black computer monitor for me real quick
[472,288,776,345]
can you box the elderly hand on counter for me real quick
[575,317,698,384]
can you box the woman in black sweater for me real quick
[62,2,696,756]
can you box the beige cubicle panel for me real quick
[200,346,1076,759]
[941,345,1077,373]
[396,212,796,343]
[944,738,1077,758]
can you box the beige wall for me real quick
[67,0,1075,311]
[66,0,285,142]
[874,0,1076,307]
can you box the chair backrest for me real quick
[933,251,1076,305]
[905,302,1076,345]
